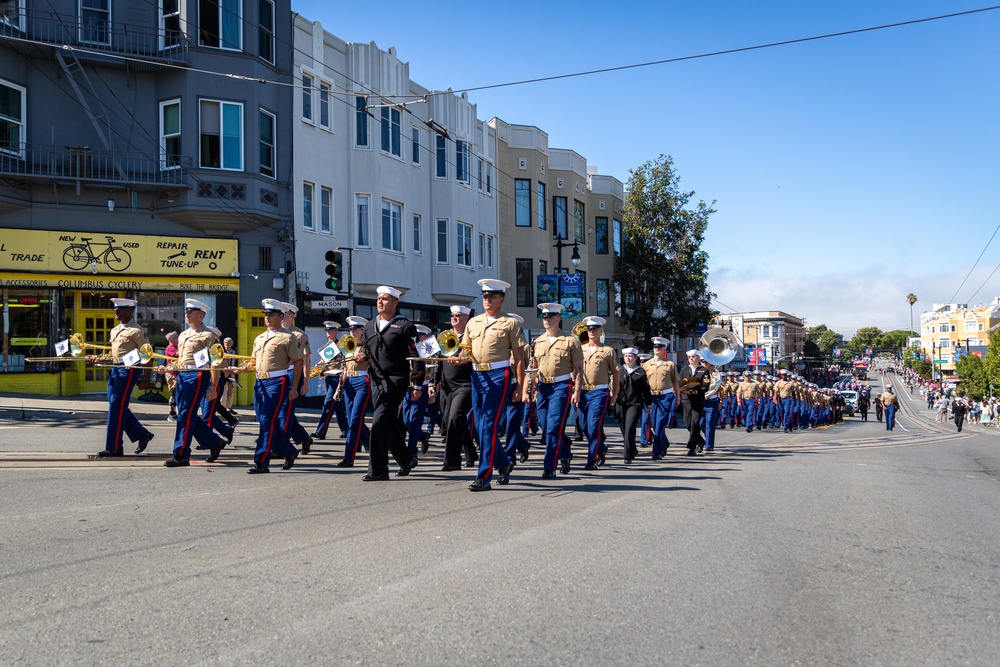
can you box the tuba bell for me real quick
[699,328,741,366]
[437,330,465,357]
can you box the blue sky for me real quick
[292,1,1000,337]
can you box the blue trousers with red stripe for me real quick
[280,372,310,445]
[314,374,348,439]
[172,371,223,459]
[200,373,234,443]
[503,382,529,459]
[471,367,513,482]
[537,378,574,473]
[342,375,371,463]
[579,388,610,465]
[253,375,296,466]
[105,366,150,453]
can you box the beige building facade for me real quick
[918,301,1000,372]
[712,311,806,370]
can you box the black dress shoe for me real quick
[624,458,633,464]
[310,432,324,440]
[301,437,313,455]
[686,449,698,457]
[559,460,571,474]
[339,431,348,439]
[519,449,530,463]
[697,444,704,453]
[362,473,390,481]
[206,440,225,463]
[396,455,419,476]
[541,470,557,479]
[282,449,299,470]
[223,429,234,446]
[497,463,513,485]
[420,434,430,454]
[97,449,123,458]
[441,464,462,472]
[134,432,154,454]
[469,477,491,492]
[247,463,270,474]
[164,457,190,467]
[465,458,478,469]
[651,454,663,461]
[336,460,354,468]
[583,463,598,471]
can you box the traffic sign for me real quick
[932,359,947,364]
[311,298,351,309]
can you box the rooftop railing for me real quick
[0,143,191,187]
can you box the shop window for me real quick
[1,290,54,373]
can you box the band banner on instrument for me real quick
[415,338,441,359]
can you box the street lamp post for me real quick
[553,237,581,307]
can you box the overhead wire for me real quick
[947,218,1000,304]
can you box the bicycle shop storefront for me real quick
[1,229,238,398]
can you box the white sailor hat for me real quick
[622,347,640,355]
[279,301,298,315]
[376,285,402,299]
[184,298,210,312]
[207,326,222,337]
[450,305,472,316]
[110,297,137,309]
[651,337,669,347]
[261,298,286,313]
[478,278,510,294]
[346,315,367,328]
[323,321,341,330]
[583,316,606,328]
[506,312,525,324]
[538,303,564,315]
[686,349,700,356]
[415,324,432,336]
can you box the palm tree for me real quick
[907,293,918,336]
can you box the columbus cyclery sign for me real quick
[0,229,238,277]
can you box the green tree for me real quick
[906,293,918,337]
[616,154,715,345]
[877,329,915,350]
[808,324,840,357]
[850,326,883,350]
[983,328,1000,395]
[956,353,988,400]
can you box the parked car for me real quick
[841,390,858,417]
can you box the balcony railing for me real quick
[0,10,190,62]
[0,143,191,187]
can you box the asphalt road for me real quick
[1,375,998,666]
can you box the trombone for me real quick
[26,332,111,362]
[572,321,605,345]
[309,336,357,378]
[138,343,177,366]
[208,343,256,370]
[406,330,471,363]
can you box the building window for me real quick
[456,140,470,183]
[412,214,421,253]
[965,321,978,332]
[318,81,331,129]
[537,182,546,229]
[199,0,241,50]
[411,127,420,164]
[574,200,585,244]
[320,186,332,234]
[257,0,273,63]
[456,223,473,267]
[487,235,494,269]
[159,99,181,170]
[595,217,609,254]
[259,108,275,178]
[436,218,448,264]
[302,181,314,231]
[554,196,568,239]
[514,179,531,227]
[2,0,24,30]
[160,0,183,49]
[576,270,587,312]
[381,199,402,252]
[477,158,484,190]
[613,219,622,256]
[80,0,111,45]
[301,74,313,122]
[355,96,368,147]
[516,259,533,308]
[538,260,547,275]
[356,195,370,248]
[258,245,272,271]
[486,164,492,194]
[597,279,610,317]
[435,135,447,178]
[380,106,401,157]
[939,339,950,348]
[199,100,243,170]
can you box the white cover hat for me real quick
[110,298,137,309]
[279,301,298,314]
[506,312,525,324]
[478,278,510,293]
[185,298,210,312]
[323,321,341,330]
[651,337,669,347]
[583,316,606,328]
[261,299,286,313]
[451,305,472,315]
[346,316,368,328]
[207,326,222,337]
[538,303,564,315]
[376,285,402,298]
[415,324,432,336]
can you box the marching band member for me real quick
[616,347,649,463]
[643,337,680,460]
[159,298,225,467]
[528,303,583,478]
[92,297,154,457]
[403,324,433,458]
[737,371,758,433]
[333,316,371,467]
[248,299,303,474]
[199,325,235,457]
[279,302,312,453]
[311,321,349,444]
[679,349,707,455]
[578,316,619,469]
[502,312,531,464]
[439,305,474,471]
[461,279,525,491]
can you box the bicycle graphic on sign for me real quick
[62,235,132,272]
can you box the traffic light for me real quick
[325,249,344,291]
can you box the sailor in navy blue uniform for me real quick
[312,321,349,443]
[403,324,433,457]
[333,316,372,467]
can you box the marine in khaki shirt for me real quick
[462,314,527,367]
[531,333,584,383]
[109,319,149,363]
[252,326,303,376]
[642,353,679,395]
[737,375,759,401]
[176,324,218,369]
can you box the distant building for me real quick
[712,312,806,370]
[918,301,999,372]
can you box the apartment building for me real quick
[712,311,806,370]
[0,0,294,399]
[918,301,999,372]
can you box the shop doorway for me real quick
[74,291,122,393]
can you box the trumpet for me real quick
[208,343,255,369]
[406,330,471,362]
[138,343,178,365]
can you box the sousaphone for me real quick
[699,327,741,366]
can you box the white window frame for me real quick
[412,214,422,254]
[478,233,485,267]
[411,126,420,165]
[380,106,401,158]
[198,99,243,171]
[1,1,25,31]
[0,78,25,159]
[320,186,332,234]
[159,0,184,50]
[259,107,275,178]
[436,218,449,265]
[381,199,403,253]
[487,235,494,269]
[457,222,473,268]
[435,135,447,178]
[965,321,978,332]
[79,0,111,46]
[938,338,950,349]
[301,73,313,123]
[356,194,371,248]
[456,140,470,184]
[302,181,314,231]
[318,80,331,130]
[198,0,242,50]
[158,98,181,170]
[355,96,369,148]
